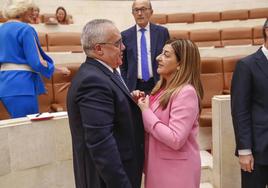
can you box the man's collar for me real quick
[94,58,113,72]
[136,23,150,32]
[261,45,268,61]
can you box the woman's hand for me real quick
[137,95,149,112]
[55,66,71,76]
[131,90,145,103]
[40,60,48,67]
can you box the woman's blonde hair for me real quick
[32,4,39,12]
[151,39,204,112]
[3,0,35,19]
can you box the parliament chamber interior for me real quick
[0,0,267,187]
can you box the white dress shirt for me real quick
[95,58,121,74]
[261,44,268,61]
[136,23,153,79]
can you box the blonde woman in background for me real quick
[31,4,40,24]
[138,39,203,188]
[0,0,70,118]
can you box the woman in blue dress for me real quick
[0,0,70,118]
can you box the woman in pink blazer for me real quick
[137,39,204,188]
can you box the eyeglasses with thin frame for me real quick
[132,7,151,14]
[97,38,123,49]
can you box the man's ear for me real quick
[94,44,104,56]
[148,9,153,20]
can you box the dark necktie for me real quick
[140,28,150,81]
[113,69,129,91]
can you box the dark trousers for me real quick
[136,78,155,95]
[241,163,268,188]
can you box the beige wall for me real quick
[212,95,241,188]
[1,0,267,31]
[0,116,74,188]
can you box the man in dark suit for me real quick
[231,19,268,188]
[67,19,144,188]
[120,0,170,94]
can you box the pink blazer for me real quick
[142,84,201,188]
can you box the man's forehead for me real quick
[133,0,150,8]
[106,29,121,40]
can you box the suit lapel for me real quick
[150,24,158,63]
[255,48,268,79]
[109,74,133,98]
[86,57,135,102]
[130,26,138,64]
[151,101,161,112]
[111,76,136,103]
[150,90,163,112]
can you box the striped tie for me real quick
[113,69,129,91]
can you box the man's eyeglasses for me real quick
[98,38,123,49]
[132,7,151,14]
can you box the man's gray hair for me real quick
[81,19,115,56]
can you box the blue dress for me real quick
[0,21,54,118]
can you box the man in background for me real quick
[121,0,170,94]
[231,19,268,188]
[67,19,144,188]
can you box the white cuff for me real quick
[238,149,252,155]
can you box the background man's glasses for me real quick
[132,7,151,14]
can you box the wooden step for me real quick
[200,182,214,188]
[201,150,213,183]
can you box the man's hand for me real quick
[131,90,145,103]
[239,154,254,173]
